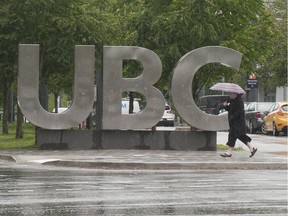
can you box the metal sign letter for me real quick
[18,44,95,129]
[102,46,165,129]
[170,46,242,131]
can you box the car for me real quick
[52,107,69,113]
[244,102,250,109]
[218,102,250,116]
[198,95,228,115]
[244,102,274,134]
[263,101,288,136]
[156,104,175,126]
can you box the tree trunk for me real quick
[2,81,9,134]
[86,113,91,130]
[15,104,24,139]
[54,92,59,112]
[128,92,134,114]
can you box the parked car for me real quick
[244,102,274,134]
[156,104,175,126]
[218,102,250,116]
[52,107,69,113]
[198,95,228,115]
[244,102,250,109]
[263,101,288,136]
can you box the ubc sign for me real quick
[18,45,242,131]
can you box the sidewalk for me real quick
[0,149,287,170]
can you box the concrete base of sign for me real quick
[37,129,216,151]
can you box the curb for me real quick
[43,160,288,170]
[0,154,17,163]
[1,154,287,170]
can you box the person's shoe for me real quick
[250,148,257,158]
[220,153,232,157]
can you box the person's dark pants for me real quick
[226,132,252,148]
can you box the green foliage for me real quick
[48,93,69,112]
[0,0,110,99]
[0,0,284,141]
[0,0,282,99]
[1,0,278,101]
[0,0,111,136]
[108,0,275,99]
[257,0,287,89]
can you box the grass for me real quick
[217,144,243,151]
[0,123,36,149]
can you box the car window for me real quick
[269,104,275,112]
[274,104,279,111]
[245,103,250,111]
[281,105,288,111]
[199,96,227,108]
[248,103,255,111]
[270,103,278,112]
[244,102,249,110]
[199,98,208,107]
[257,103,273,112]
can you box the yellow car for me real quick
[263,101,288,136]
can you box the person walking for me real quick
[220,92,257,157]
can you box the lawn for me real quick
[217,144,243,151]
[0,123,36,149]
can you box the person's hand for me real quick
[223,101,228,107]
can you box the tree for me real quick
[107,0,274,100]
[257,0,287,90]
[0,0,110,135]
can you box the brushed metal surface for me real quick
[170,46,242,131]
[18,44,95,129]
[102,46,165,129]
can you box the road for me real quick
[0,162,287,216]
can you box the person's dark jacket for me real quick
[225,95,246,137]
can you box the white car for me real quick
[157,104,175,126]
[52,107,69,113]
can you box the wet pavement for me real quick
[0,148,287,170]
[0,131,287,215]
[0,132,287,170]
[0,163,287,216]
[217,131,288,155]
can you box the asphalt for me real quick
[0,148,286,170]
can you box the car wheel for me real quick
[249,121,256,134]
[273,122,279,136]
[261,123,268,135]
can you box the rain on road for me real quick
[0,162,287,216]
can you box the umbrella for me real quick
[209,82,246,94]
